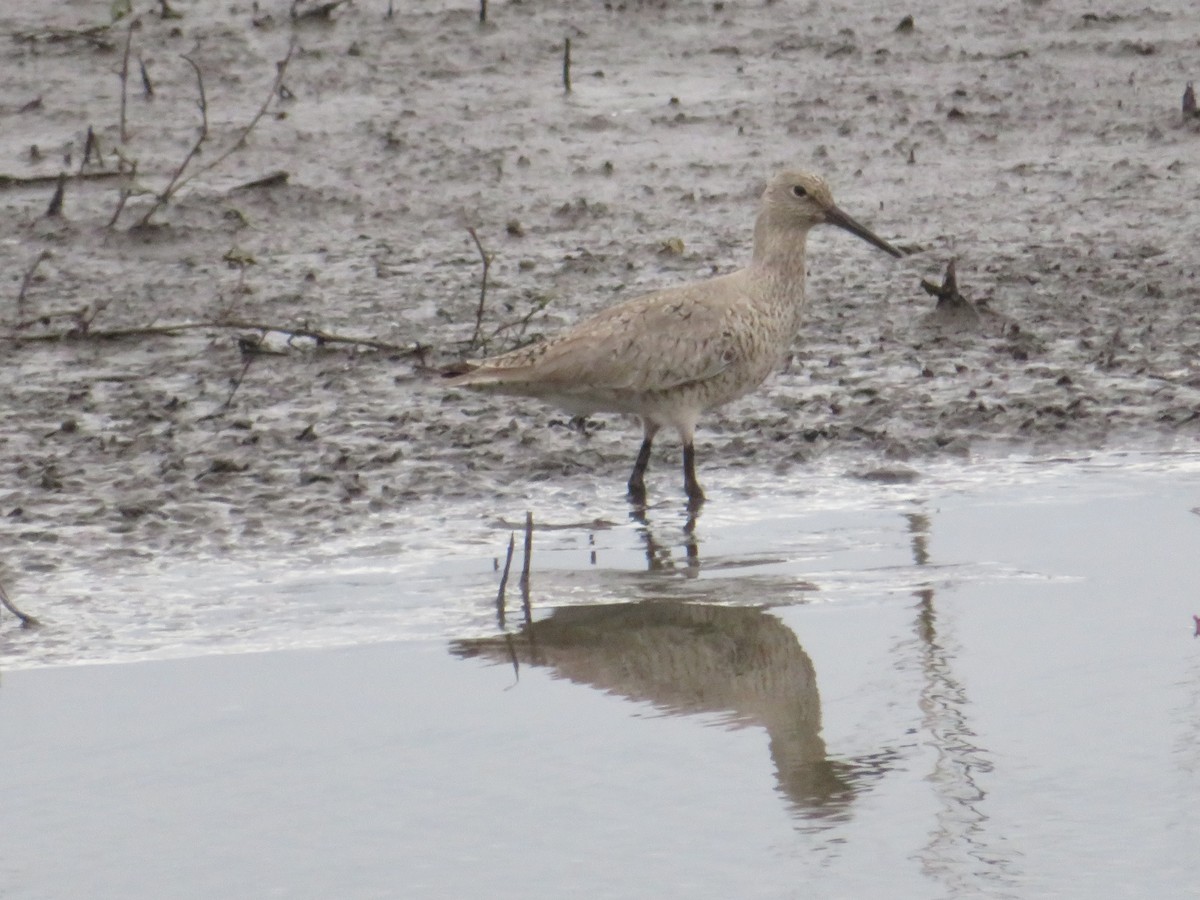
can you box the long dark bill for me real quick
[824,205,905,258]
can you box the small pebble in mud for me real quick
[668,96,680,106]
[60,418,78,433]
[896,14,914,32]
[506,219,524,237]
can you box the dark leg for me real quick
[682,441,705,508]
[627,421,659,504]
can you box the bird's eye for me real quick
[791,185,808,198]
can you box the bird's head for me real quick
[760,170,904,258]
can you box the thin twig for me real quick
[45,172,66,217]
[465,226,492,349]
[563,38,572,93]
[495,531,515,629]
[0,171,124,190]
[118,17,135,143]
[176,42,296,192]
[2,317,420,354]
[210,334,262,415]
[80,125,100,172]
[0,581,40,629]
[16,250,52,318]
[519,511,533,612]
[519,512,536,659]
[138,56,154,97]
[135,53,208,227]
[106,157,138,228]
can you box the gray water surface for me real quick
[2,452,1199,898]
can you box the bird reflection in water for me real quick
[453,594,891,825]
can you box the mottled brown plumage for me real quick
[447,170,903,505]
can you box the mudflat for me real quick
[2,0,1198,583]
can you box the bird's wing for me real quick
[469,275,746,393]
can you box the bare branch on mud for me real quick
[106,155,139,228]
[202,333,263,419]
[465,226,494,349]
[176,42,296,192]
[232,170,289,191]
[13,25,114,51]
[134,54,208,228]
[483,300,548,349]
[0,581,40,629]
[45,172,66,217]
[139,56,154,97]
[0,171,124,190]
[80,125,101,171]
[3,317,422,355]
[117,17,136,144]
[16,250,52,318]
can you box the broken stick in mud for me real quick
[495,532,515,629]
[465,226,493,349]
[126,42,295,228]
[3,318,421,356]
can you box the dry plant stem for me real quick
[106,158,138,228]
[118,18,135,144]
[519,510,533,612]
[139,56,153,97]
[495,531,515,629]
[16,250,52,317]
[45,172,66,216]
[2,318,418,354]
[0,171,123,189]
[479,0,487,24]
[136,54,207,227]
[217,342,260,413]
[80,126,99,171]
[0,581,40,628]
[465,226,492,349]
[176,43,295,193]
[562,38,572,93]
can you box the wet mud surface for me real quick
[2,0,1200,582]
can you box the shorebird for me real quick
[446,170,904,505]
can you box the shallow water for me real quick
[3,451,1199,898]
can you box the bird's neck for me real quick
[750,212,809,283]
